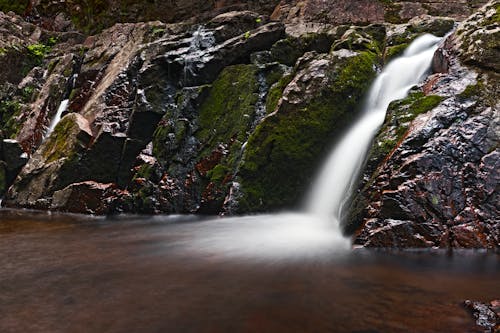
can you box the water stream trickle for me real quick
[305,34,441,224]
[44,99,69,138]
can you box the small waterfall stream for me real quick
[44,99,69,138]
[306,34,441,223]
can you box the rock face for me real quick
[272,0,489,25]
[0,0,498,250]
[464,300,500,333]
[1,0,281,34]
[351,1,499,249]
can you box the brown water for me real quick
[0,209,498,333]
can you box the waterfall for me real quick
[44,99,69,138]
[306,34,441,221]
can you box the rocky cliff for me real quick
[0,1,497,249]
[350,1,499,249]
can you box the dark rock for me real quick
[3,113,92,209]
[237,48,379,212]
[464,300,500,333]
[352,1,499,249]
[2,139,28,174]
[51,181,120,215]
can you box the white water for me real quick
[44,99,69,138]
[306,34,441,222]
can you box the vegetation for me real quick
[237,51,379,212]
[369,91,444,164]
[0,100,22,138]
[0,0,29,15]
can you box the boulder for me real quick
[51,181,122,215]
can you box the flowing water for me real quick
[306,34,442,223]
[44,99,69,138]
[0,210,498,333]
[1,35,498,333]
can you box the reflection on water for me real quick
[0,210,498,333]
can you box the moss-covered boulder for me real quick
[332,24,386,55]
[454,1,500,72]
[3,113,92,208]
[270,32,335,66]
[385,16,455,62]
[129,64,263,213]
[236,50,379,213]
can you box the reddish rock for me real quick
[50,181,124,214]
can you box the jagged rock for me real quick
[271,0,488,25]
[351,1,499,248]
[453,1,500,72]
[3,113,92,208]
[464,300,500,333]
[1,0,281,34]
[2,139,28,174]
[51,181,125,214]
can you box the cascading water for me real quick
[306,34,441,223]
[44,99,69,138]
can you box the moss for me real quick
[133,163,153,180]
[41,115,87,163]
[207,164,229,183]
[369,92,444,163]
[0,99,22,138]
[458,81,483,100]
[0,0,29,14]
[22,86,35,102]
[27,43,50,58]
[265,74,293,114]
[196,64,259,153]
[332,27,385,55]
[271,33,334,66]
[385,43,408,62]
[384,3,403,24]
[237,51,379,212]
[489,3,500,24]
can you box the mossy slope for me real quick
[237,51,379,212]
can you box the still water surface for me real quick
[0,209,498,333]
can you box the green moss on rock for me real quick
[369,91,444,166]
[41,114,90,163]
[271,33,334,66]
[385,43,408,62]
[197,64,259,150]
[0,99,22,138]
[0,0,29,14]
[237,51,379,212]
[265,73,293,114]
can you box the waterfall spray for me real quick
[305,34,441,223]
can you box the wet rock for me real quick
[359,219,444,248]
[237,48,379,212]
[3,113,92,209]
[352,1,499,249]
[2,139,28,175]
[270,32,336,66]
[163,21,285,86]
[50,181,127,215]
[464,300,500,333]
